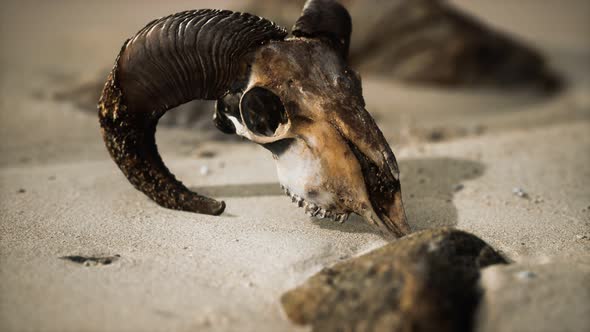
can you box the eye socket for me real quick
[240,87,288,137]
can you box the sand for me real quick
[1,1,589,331]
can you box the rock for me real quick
[199,165,211,176]
[244,0,561,92]
[281,228,506,332]
[515,271,536,281]
[512,187,529,198]
[453,183,465,192]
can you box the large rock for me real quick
[245,0,561,92]
[281,228,506,332]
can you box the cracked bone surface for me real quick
[99,0,410,237]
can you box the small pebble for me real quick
[575,234,588,240]
[453,184,464,192]
[512,187,529,199]
[17,189,26,194]
[200,165,210,176]
[515,271,536,280]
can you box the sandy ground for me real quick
[1,1,589,332]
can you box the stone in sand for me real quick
[246,0,561,92]
[281,228,506,332]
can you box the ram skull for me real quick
[98,0,411,237]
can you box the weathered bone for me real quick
[217,36,410,237]
[100,2,411,237]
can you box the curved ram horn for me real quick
[292,0,352,59]
[98,9,287,215]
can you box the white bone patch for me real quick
[226,115,254,140]
[273,139,335,208]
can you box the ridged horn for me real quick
[98,9,287,215]
[292,0,352,59]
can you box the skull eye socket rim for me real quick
[240,87,288,137]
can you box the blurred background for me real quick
[1,0,588,167]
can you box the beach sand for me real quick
[1,1,589,331]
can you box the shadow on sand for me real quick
[193,157,485,236]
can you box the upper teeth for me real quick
[281,185,349,223]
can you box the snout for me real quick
[332,107,412,238]
[345,138,411,238]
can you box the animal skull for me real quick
[215,40,409,236]
[98,0,411,237]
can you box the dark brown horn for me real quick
[292,0,352,59]
[98,9,287,215]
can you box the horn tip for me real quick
[211,200,226,216]
[179,196,226,216]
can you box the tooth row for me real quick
[281,185,349,223]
